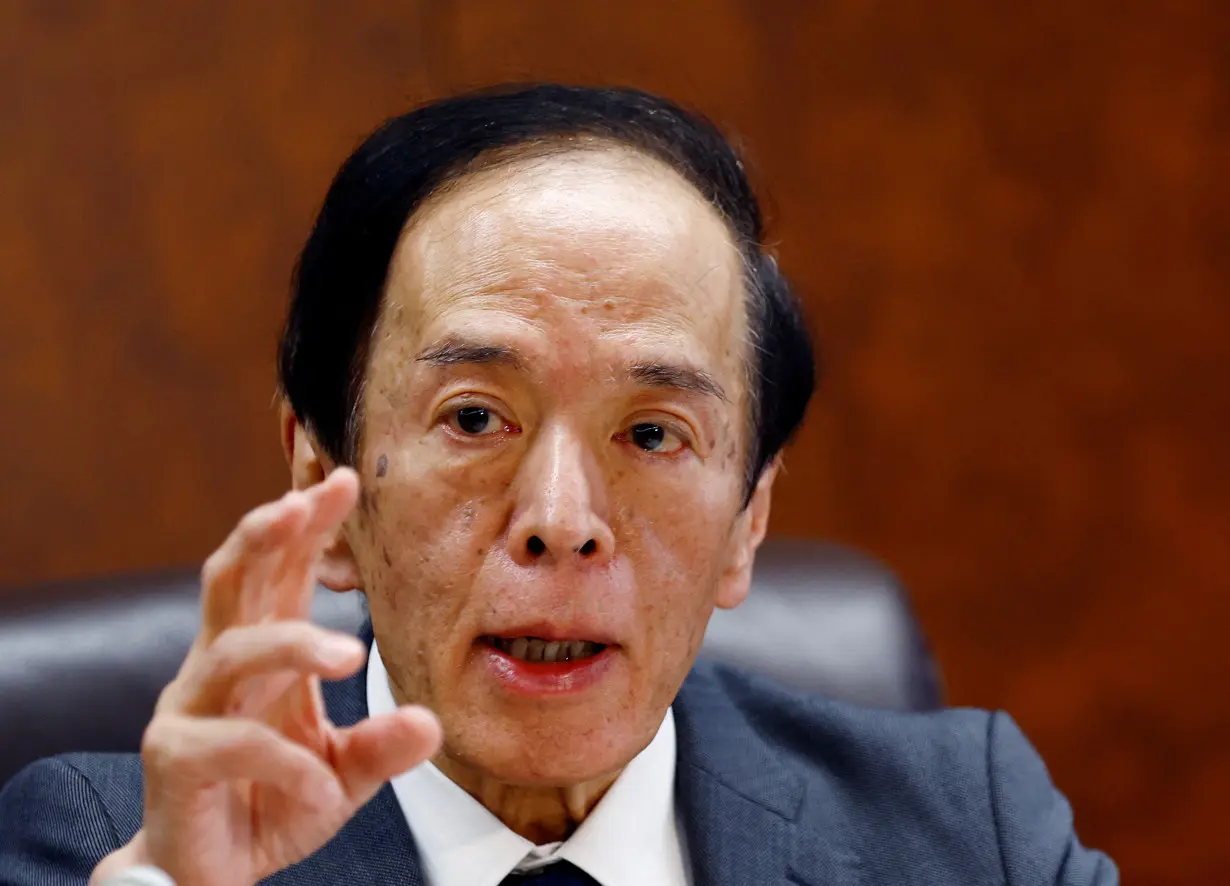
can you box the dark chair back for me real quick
[0,538,942,787]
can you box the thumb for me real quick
[330,706,443,804]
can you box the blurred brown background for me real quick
[2,1,1227,880]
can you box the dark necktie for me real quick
[499,860,600,886]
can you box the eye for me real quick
[626,422,685,454]
[447,405,503,436]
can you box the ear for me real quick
[279,400,364,593]
[714,458,779,610]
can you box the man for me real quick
[0,84,1116,885]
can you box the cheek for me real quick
[617,436,741,541]
[615,461,741,647]
[351,436,510,621]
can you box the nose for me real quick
[507,423,614,567]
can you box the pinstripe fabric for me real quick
[0,622,1117,886]
[0,756,118,884]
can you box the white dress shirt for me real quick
[367,640,691,886]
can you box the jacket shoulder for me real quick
[689,658,995,779]
[0,752,144,884]
[683,661,1117,884]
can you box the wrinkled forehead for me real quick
[377,146,749,389]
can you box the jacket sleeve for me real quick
[987,712,1119,886]
[0,758,124,886]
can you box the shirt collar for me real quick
[367,638,687,886]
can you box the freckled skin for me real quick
[301,147,776,838]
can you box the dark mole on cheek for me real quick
[376,454,388,478]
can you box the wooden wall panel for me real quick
[1,1,1227,880]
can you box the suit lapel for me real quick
[271,621,425,886]
[673,663,867,886]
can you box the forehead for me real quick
[378,147,748,383]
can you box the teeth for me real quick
[494,636,605,663]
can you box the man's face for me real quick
[344,147,770,785]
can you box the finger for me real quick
[143,714,345,812]
[255,469,361,624]
[304,467,361,536]
[173,622,366,717]
[329,706,443,804]
[200,493,311,640]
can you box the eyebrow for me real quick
[416,337,727,402]
[415,339,526,370]
[629,361,728,402]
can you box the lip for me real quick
[483,623,617,645]
[478,638,618,697]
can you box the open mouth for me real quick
[483,636,608,664]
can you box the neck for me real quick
[433,753,619,843]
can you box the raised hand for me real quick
[91,469,442,886]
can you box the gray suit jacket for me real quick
[0,632,1116,885]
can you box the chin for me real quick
[448,708,653,787]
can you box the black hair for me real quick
[278,83,815,503]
